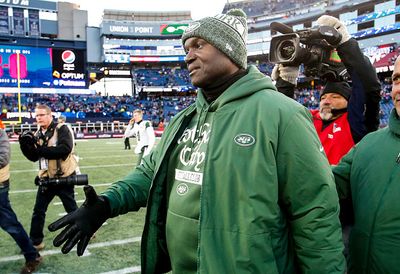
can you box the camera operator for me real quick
[272,15,381,255]
[19,104,78,251]
[272,15,381,164]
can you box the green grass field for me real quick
[0,138,150,274]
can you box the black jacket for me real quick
[36,122,73,160]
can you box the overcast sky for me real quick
[68,0,229,26]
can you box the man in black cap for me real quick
[311,80,354,165]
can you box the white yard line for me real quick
[0,237,141,262]
[53,199,85,205]
[99,266,141,274]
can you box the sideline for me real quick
[0,237,141,262]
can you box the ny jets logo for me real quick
[226,43,233,51]
[176,183,189,196]
[234,134,255,147]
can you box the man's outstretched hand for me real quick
[48,185,111,256]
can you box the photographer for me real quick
[19,104,78,251]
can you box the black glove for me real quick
[48,185,111,256]
[19,131,39,162]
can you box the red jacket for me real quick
[311,110,354,165]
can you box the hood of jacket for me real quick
[195,65,277,113]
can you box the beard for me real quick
[320,107,333,121]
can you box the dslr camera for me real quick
[269,22,349,81]
[35,174,89,187]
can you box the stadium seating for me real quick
[222,0,322,18]
[0,62,394,127]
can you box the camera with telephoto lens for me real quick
[269,22,349,81]
[35,174,89,187]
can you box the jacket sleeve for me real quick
[100,143,157,217]
[124,124,135,138]
[338,38,381,142]
[275,77,295,98]
[37,125,73,160]
[277,107,345,273]
[0,129,10,168]
[332,147,355,200]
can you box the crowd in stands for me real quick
[223,0,324,18]
[134,67,193,89]
[0,61,394,128]
[0,83,393,128]
[0,93,196,127]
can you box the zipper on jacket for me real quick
[195,104,212,273]
[365,159,400,271]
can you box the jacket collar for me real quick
[201,68,248,103]
[389,108,400,136]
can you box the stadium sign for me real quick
[104,69,131,78]
[0,0,57,10]
[102,21,187,37]
[363,43,397,71]
[160,24,188,35]
[0,44,86,89]
[52,49,86,88]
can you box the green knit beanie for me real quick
[182,9,248,69]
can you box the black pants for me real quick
[124,138,131,149]
[30,183,77,245]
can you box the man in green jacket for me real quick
[332,56,400,273]
[49,9,345,273]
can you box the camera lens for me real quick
[278,40,296,60]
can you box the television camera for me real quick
[269,22,349,81]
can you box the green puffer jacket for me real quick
[333,109,400,274]
[102,66,345,274]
